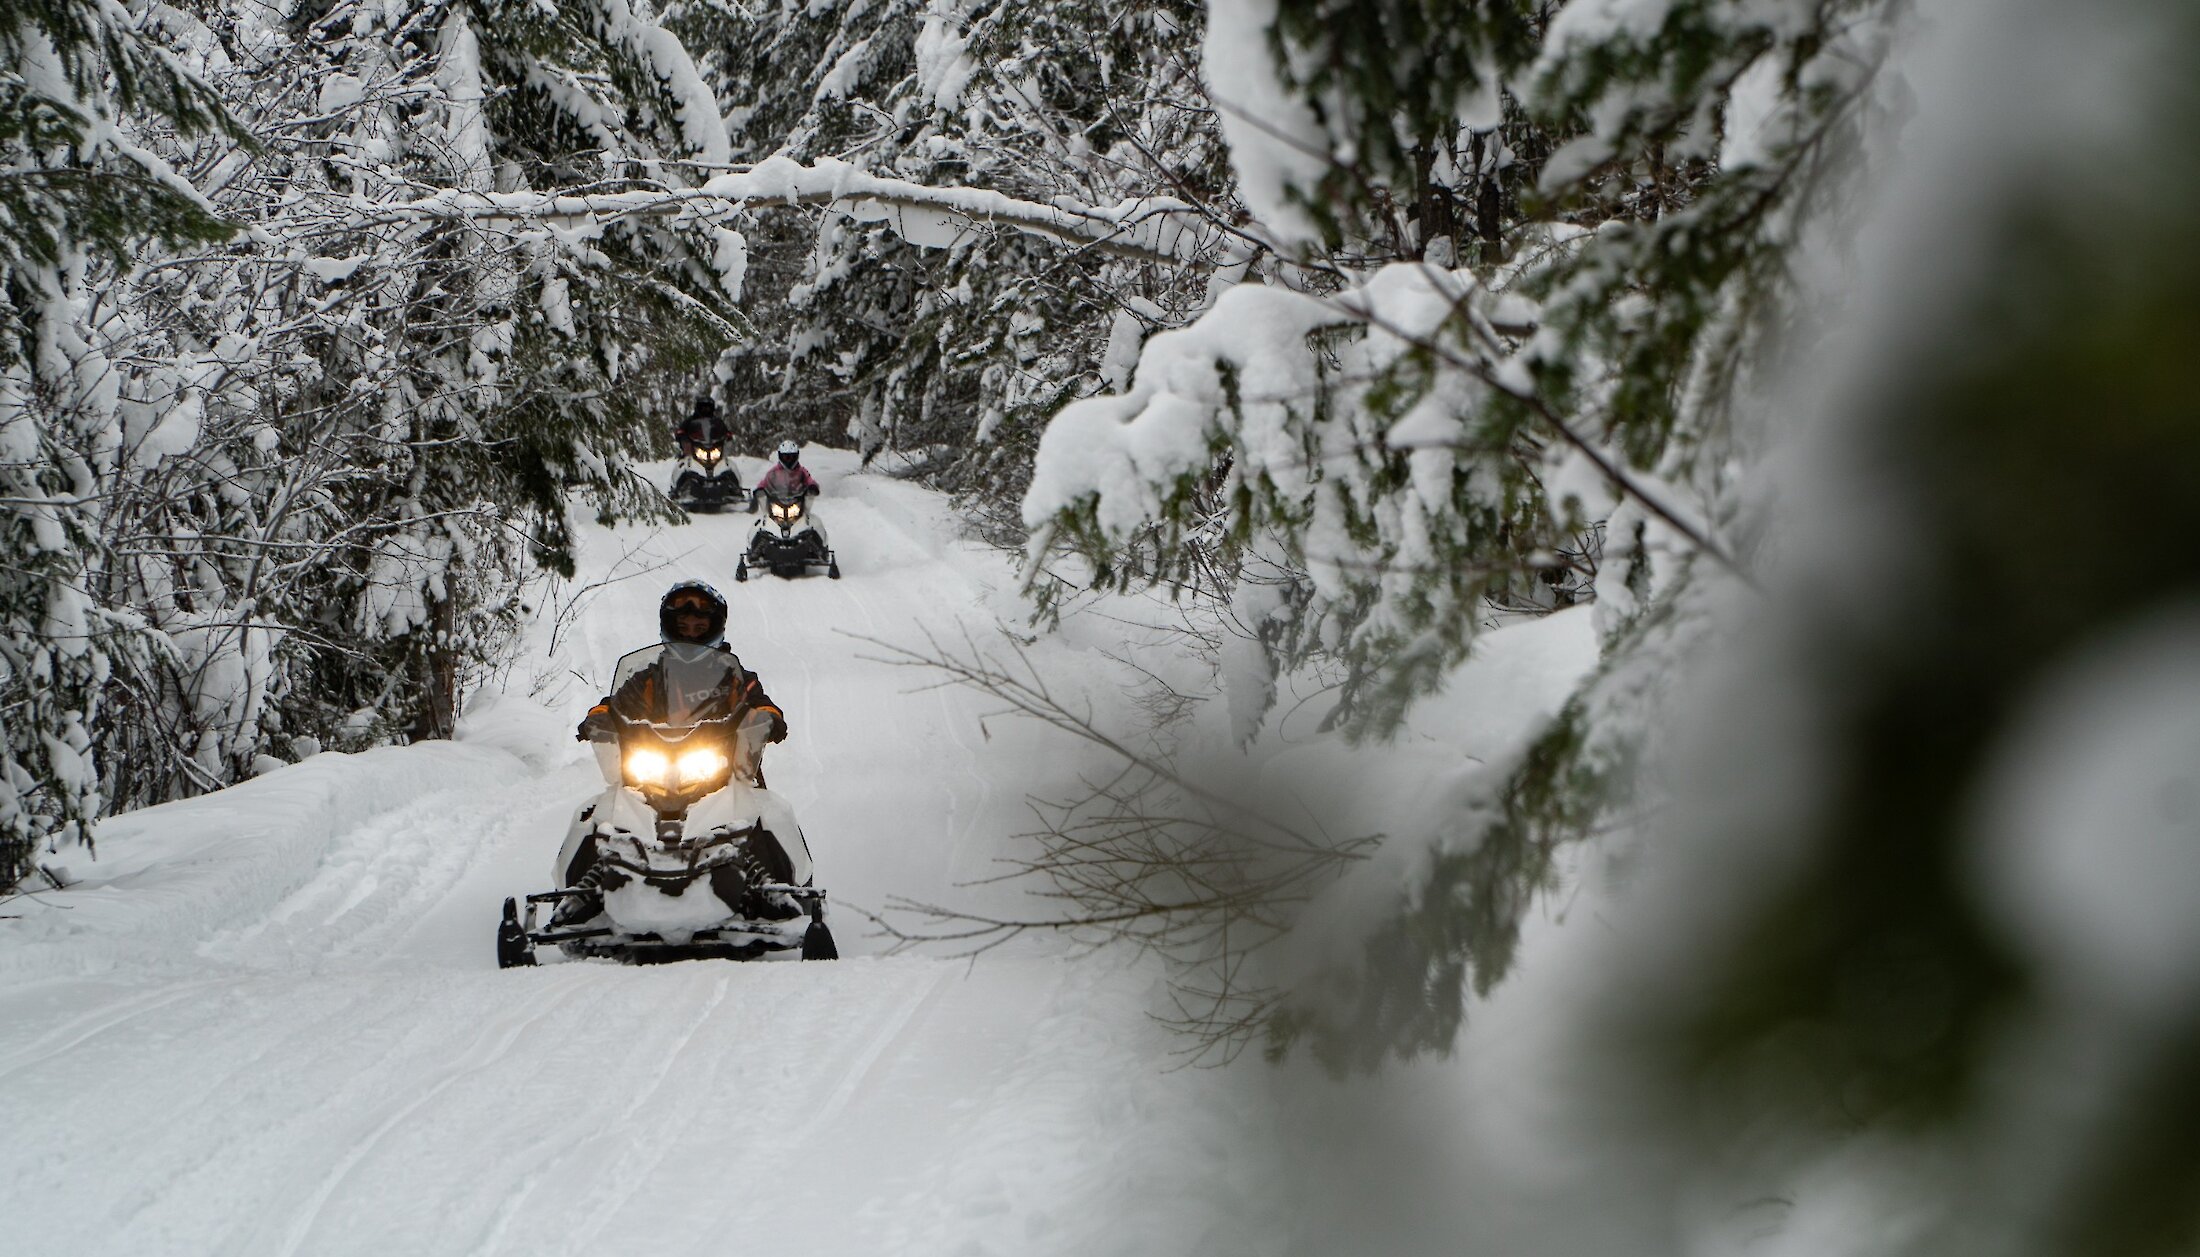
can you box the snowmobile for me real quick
[498,642,837,966]
[736,486,839,581]
[669,434,743,514]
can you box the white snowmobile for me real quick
[736,485,839,581]
[498,640,837,966]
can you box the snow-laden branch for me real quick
[365,156,1242,267]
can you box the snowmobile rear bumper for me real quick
[502,885,833,965]
[742,532,835,579]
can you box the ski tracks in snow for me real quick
[0,978,218,1087]
[198,767,555,972]
[262,998,568,1257]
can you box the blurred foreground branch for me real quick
[852,626,1377,1063]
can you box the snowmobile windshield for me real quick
[608,643,744,727]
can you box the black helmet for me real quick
[692,395,718,420]
[776,439,800,469]
[659,580,727,644]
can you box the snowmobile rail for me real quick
[524,919,810,946]
[526,889,588,904]
[530,926,617,944]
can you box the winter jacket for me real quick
[755,463,819,498]
[577,646,785,743]
[674,414,730,455]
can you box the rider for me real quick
[750,439,819,510]
[674,395,731,458]
[575,581,786,751]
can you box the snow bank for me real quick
[1263,607,1600,981]
[3,743,523,980]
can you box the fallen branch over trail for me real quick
[365,156,1242,267]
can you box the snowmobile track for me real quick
[0,981,216,1085]
[813,963,950,1127]
[537,973,741,1257]
[266,999,567,1257]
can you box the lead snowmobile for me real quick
[498,595,836,966]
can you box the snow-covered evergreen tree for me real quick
[1012,0,1906,1064]
[1,0,237,886]
[1566,4,2200,1250]
[674,0,1227,531]
[4,0,747,883]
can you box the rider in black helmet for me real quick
[674,395,729,457]
[576,581,785,746]
[658,578,728,646]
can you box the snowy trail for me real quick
[1,450,1287,1257]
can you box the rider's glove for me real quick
[769,714,788,744]
[576,706,612,742]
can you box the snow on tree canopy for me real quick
[1024,283,1334,540]
[914,6,978,111]
[598,0,732,165]
[1201,0,1329,246]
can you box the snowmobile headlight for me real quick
[698,447,722,464]
[624,747,671,787]
[770,500,801,523]
[674,747,728,787]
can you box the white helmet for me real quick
[776,440,800,469]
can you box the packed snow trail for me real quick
[0,450,1289,1257]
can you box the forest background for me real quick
[6,2,2198,1252]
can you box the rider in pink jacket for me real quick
[752,439,819,507]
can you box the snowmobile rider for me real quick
[674,395,730,455]
[575,581,786,754]
[673,395,736,471]
[749,439,819,510]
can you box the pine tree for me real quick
[672,0,1226,533]
[1011,0,1907,1064]
[1,0,238,887]
[1583,5,2200,1251]
[4,0,748,884]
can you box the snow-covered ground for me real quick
[2,449,1605,1255]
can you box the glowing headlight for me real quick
[624,747,670,786]
[698,447,722,464]
[770,500,802,523]
[675,747,728,787]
